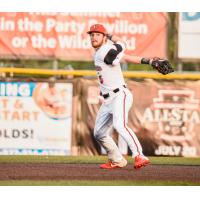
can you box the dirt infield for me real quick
[0,163,200,183]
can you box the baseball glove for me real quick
[151,57,174,75]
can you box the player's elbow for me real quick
[104,49,118,65]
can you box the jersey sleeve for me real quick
[111,41,126,66]
[103,41,126,66]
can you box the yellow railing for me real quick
[1,67,200,80]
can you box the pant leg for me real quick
[112,88,143,157]
[94,103,124,162]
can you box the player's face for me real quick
[89,32,106,49]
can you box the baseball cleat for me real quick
[134,155,150,169]
[100,158,127,169]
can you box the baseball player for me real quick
[87,24,173,169]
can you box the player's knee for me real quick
[113,123,124,134]
[93,127,102,140]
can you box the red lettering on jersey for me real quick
[95,66,102,71]
[99,75,104,84]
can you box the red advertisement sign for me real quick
[0,12,167,60]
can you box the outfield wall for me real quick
[0,70,200,157]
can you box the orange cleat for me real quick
[134,155,150,169]
[100,159,127,169]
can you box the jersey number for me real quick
[99,75,104,84]
[97,71,104,84]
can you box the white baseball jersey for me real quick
[94,41,126,95]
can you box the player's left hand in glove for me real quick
[151,57,174,75]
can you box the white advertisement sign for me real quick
[0,82,73,155]
[178,12,200,59]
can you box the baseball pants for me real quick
[94,88,143,162]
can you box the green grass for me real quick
[0,155,200,166]
[0,180,199,186]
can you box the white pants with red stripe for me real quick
[94,87,143,163]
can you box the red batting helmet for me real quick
[87,24,107,35]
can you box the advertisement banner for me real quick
[178,12,200,59]
[128,80,200,157]
[0,82,73,155]
[79,78,200,157]
[0,12,167,60]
